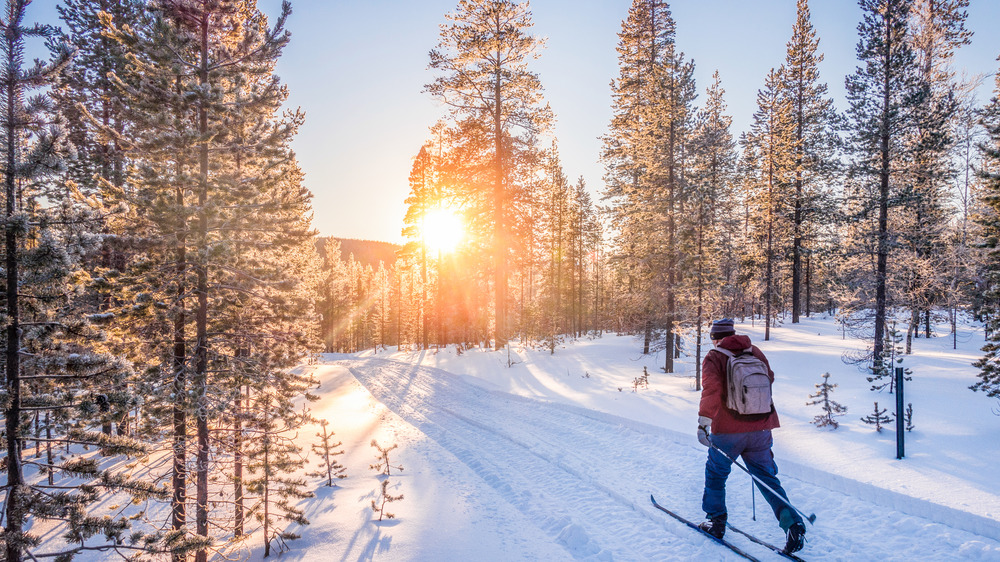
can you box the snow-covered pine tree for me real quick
[243,388,313,558]
[104,1,319,557]
[971,55,1000,402]
[426,0,552,351]
[539,141,571,353]
[568,177,601,338]
[780,0,841,323]
[844,0,920,372]
[807,372,848,428]
[54,1,151,445]
[0,3,168,560]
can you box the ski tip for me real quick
[807,513,817,524]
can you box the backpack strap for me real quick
[713,347,752,358]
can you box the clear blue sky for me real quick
[24,1,1000,244]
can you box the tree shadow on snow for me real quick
[345,526,395,562]
[298,484,343,515]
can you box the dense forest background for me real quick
[1,0,1000,560]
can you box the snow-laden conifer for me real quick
[0,2,167,560]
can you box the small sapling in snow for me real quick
[370,439,404,476]
[806,372,847,429]
[371,478,404,521]
[309,419,347,486]
[860,401,893,432]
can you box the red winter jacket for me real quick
[698,334,780,434]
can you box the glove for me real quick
[697,416,713,447]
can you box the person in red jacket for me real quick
[697,318,806,554]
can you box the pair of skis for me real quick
[649,495,806,561]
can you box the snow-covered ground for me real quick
[259,315,1000,561]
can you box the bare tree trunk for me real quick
[170,76,188,552]
[873,8,893,368]
[194,13,211,562]
[234,383,245,538]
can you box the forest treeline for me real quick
[3,0,1000,560]
[321,0,1000,399]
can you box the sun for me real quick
[423,208,464,254]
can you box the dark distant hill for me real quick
[317,237,401,268]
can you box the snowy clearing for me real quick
[262,315,1000,561]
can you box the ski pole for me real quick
[709,440,817,525]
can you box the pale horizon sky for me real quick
[25,1,1000,245]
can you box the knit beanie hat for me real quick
[710,318,736,339]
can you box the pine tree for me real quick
[860,401,894,432]
[539,142,571,352]
[244,390,314,558]
[899,0,970,346]
[602,0,696,370]
[972,56,1000,400]
[369,439,404,477]
[426,0,552,350]
[844,0,920,370]
[308,419,347,487]
[104,1,319,557]
[743,67,795,340]
[370,479,404,522]
[400,144,436,350]
[781,0,841,322]
[0,3,169,560]
[807,372,848,428]
[685,71,736,389]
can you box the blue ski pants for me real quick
[702,430,803,531]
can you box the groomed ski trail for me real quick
[337,356,1000,561]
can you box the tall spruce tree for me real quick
[105,1,318,557]
[426,0,552,350]
[781,0,840,322]
[602,0,696,370]
[686,71,736,388]
[743,67,795,341]
[0,2,168,560]
[899,0,969,345]
[972,55,1000,401]
[844,0,919,368]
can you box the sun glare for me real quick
[423,208,464,254]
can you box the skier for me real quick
[697,318,806,554]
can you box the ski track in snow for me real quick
[339,357,1000,561]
